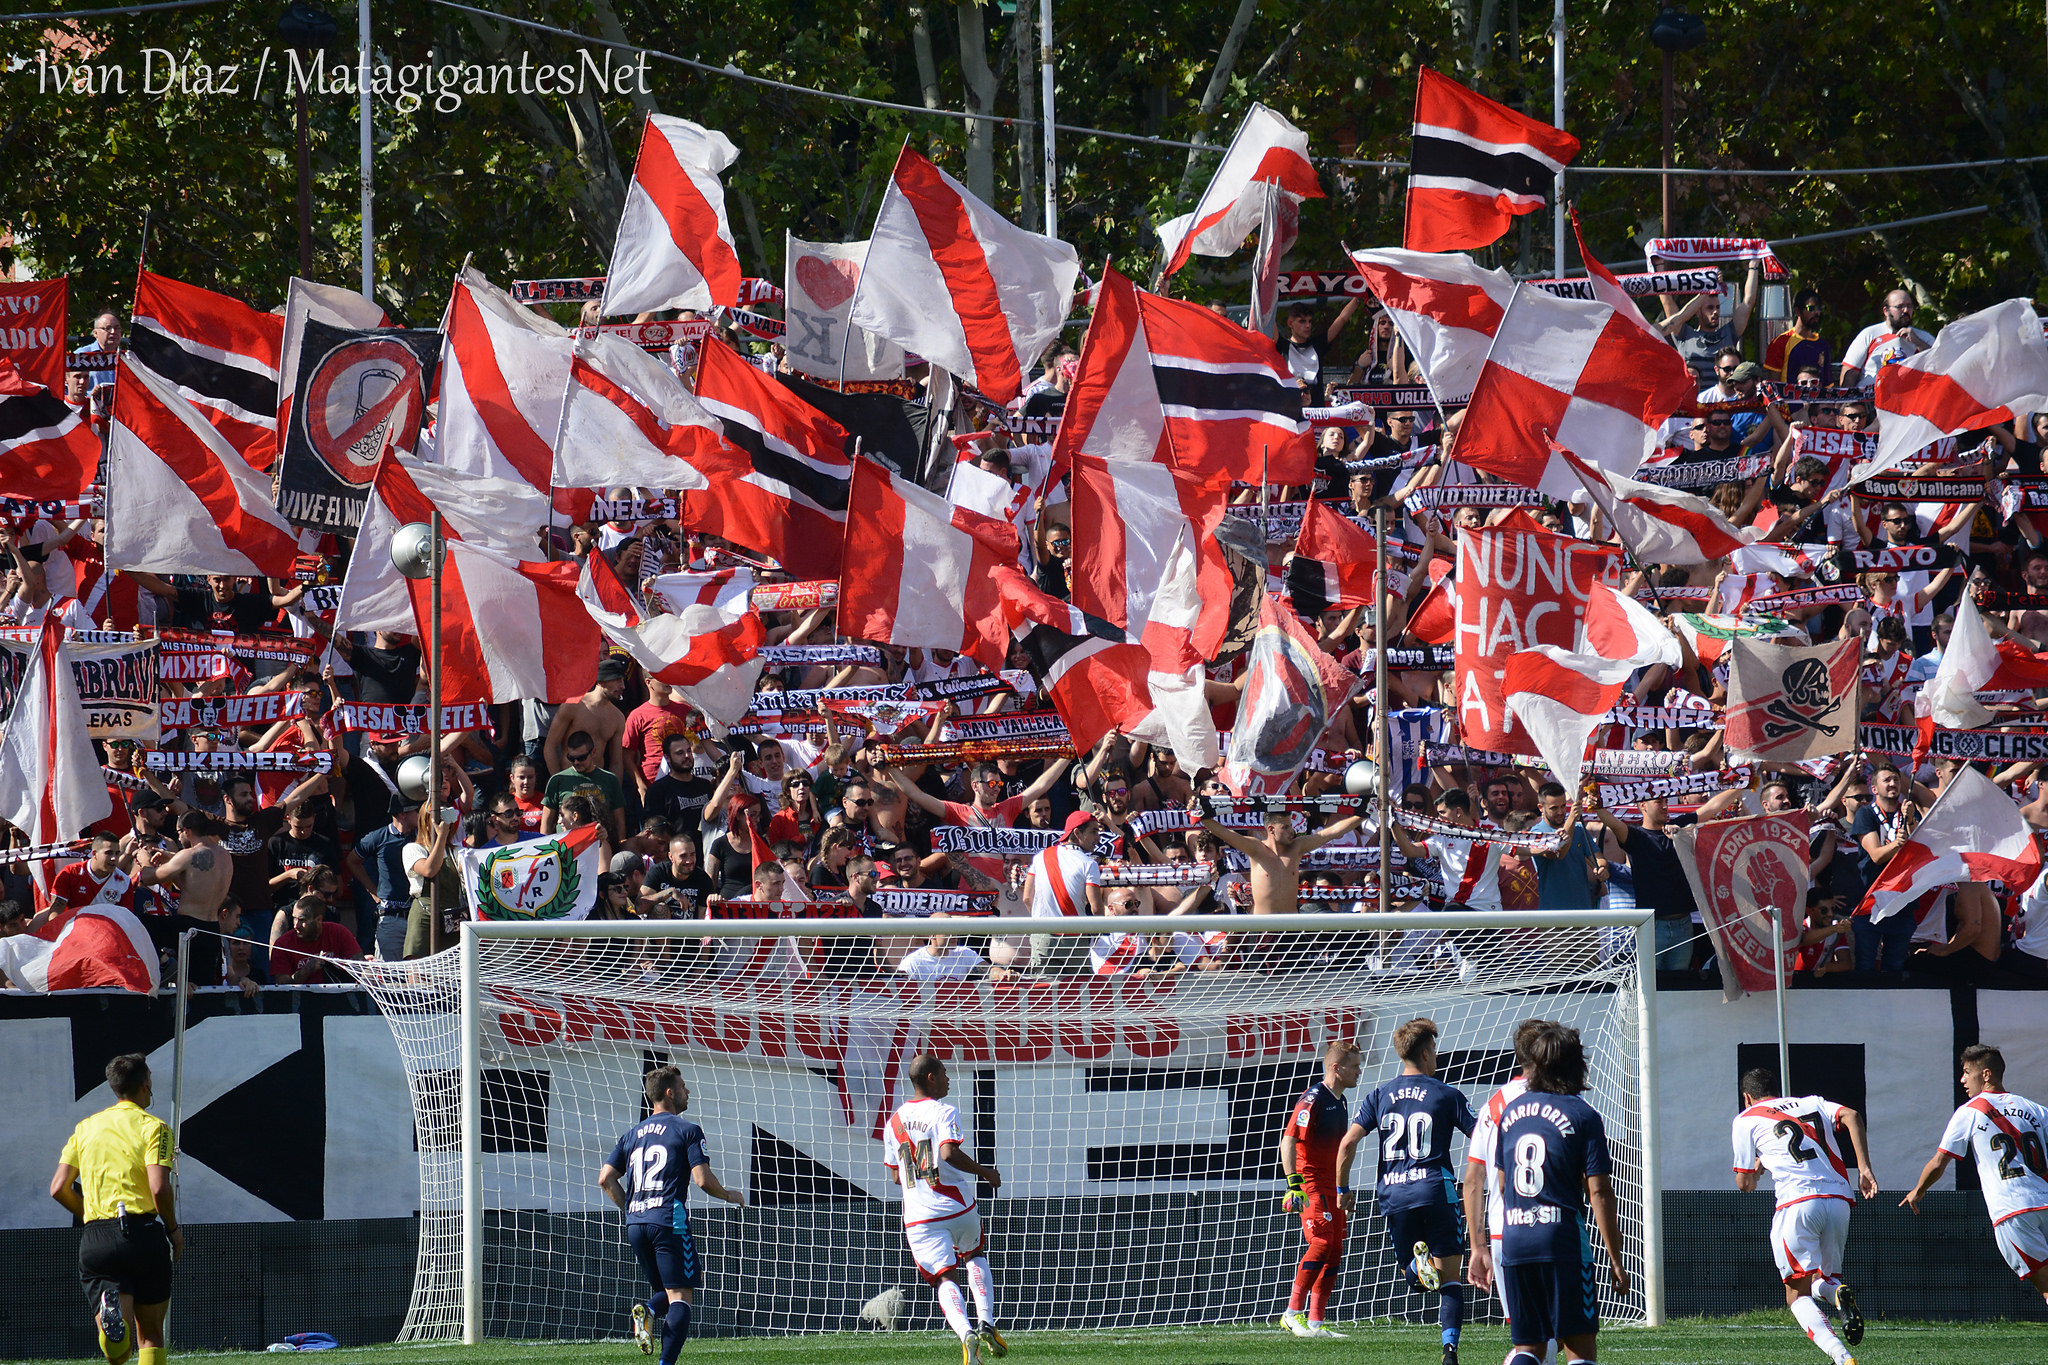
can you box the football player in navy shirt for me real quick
[1277,1038,1363,1338]
[1493,1024,1629,1365]
[1338,1018,1477,1365]
[598,1067,745,1363]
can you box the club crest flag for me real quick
[275,318,441,532]
[1724,636,1861,762]
[1671,812,1810,1003]
[457,823,603,922]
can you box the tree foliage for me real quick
[4,0,2046,335]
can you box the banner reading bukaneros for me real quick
[0,634,159,741]
[1725,636,1861,762]
[275,318,441,532]
[1672,812,1810,1002]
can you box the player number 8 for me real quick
[1512,1133,1547,1197]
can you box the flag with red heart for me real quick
[783,233,906,382]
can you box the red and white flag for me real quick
[1559,444,1759,564]
[130,269,285,469]
[103,355,303,577]
[0,900,159,993]
[838,459,1019,671]
[848,145,1080,404]
[1405,67,1579,253]
[276,276,388,447]
[552,332,722,496]
[437,268,573,500]
[1922,590,2048,730]
[1281,498,1379,613]
[1221,593,1358,796]
[0,622,113,899]
[412,540,600,704]
[1859,764,2043,922]
[1247,180,1300,338]
[1067,452,1231,672]
[1724,635,1862,763]
[1156,103,1322,281]
[1346,248,1515,400]
[1455,280,1697,498]
[1502,581,1679,791]
[584,556,767,727]
[0,359,99,500]
[1054,265,1311,486]
[994,565,1155,755]
[332,452,552,637]
[1862,298,2048,483]
[602,115,744,317]
[690,336,853,581]
[1671,813,1811,1002]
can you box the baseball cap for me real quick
[1729,361,1764,382]
[597,657,629,681]
[1062,810,1097,837]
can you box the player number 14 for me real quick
[897,1137,939,1187]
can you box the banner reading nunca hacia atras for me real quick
[275,318,440,533]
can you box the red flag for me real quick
[603,115,744,316]
[0,278,67,393]
[1157,103,1322,281]
[838,459,1018,671]
[130,269,284,469]
[995,566,1155,754]
[1067,452,1231,671]
[1453,524,1619,753]
[1221,593,1357,796]
[408,541,599,704]
[0,359,99,500]
[1405,68,1580,252]
[1671,813,1811,1002]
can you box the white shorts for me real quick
[1770,1198,1850,1283]
[1993,1208,2048,1280]
[904,1207,984,1284]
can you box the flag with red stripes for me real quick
[602,115,744,317]
[1558,444,1758,565]
[1859,764,2044,921]
[1502,582,1680,791]
[1864,298,2048,483]
[838,458,1018,671]
[1282,498,1378,612]
[103,355,303,577]
[552,331,721,512]
[1348,247,1515,400]
[580,555,766,726]
[1067,452,1231,672]
[849,144,1080,404]
[0,621,112,900]
[0,359,99,500]
[438,268,573,504]
[994,565,1155,755]
[1156,103,1322,281]
[407,538,599,704]
[690,336,853,580]
[130,269,284,469]
[1405,66,1579,252]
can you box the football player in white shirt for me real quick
[1462,1019,1550,1365]
[884,1055,1006,1365]
[1901,1044,2048,1305]
[1732,1068,1879,1365]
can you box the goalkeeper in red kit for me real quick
[1277,1038,1363,1338]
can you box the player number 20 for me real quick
[1511,1133,1547,1197]
[1988,1129,2048,1181]
[897,1137,939,1186]
[1381,1111,1435,1162]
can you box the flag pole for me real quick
[1773,893,1792,1095]
[427,509,444,955]
[1374,502,1392,922]
[1552,0,1566,281]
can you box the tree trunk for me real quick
[910,3,942,110]
[957,1,999,204]
[1014,9,1039,231]
[1176,0,1262,199]
[1928,0,2048,287]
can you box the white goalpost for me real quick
[345,909,1661,1344]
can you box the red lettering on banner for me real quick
[494,989,564,1047]
[1119,975,1183,1058]
[788,981,848,1063]
[0,279,67,392]
[685,1003,752,1054]
[1455,527,1618,751]
[924,981,994,1062]
[1053,979,1116,1060]
[559,995,635,1045]
[987,981,1055,1062]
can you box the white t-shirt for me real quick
[1841,322,1936,388]
[1938,1092,2048,1225]
[1732,1095,1857,1209]
[1173,929,1227,966]
[1428,830,1503,910]
[1466,1075,1530,1239]
[1027,843,1100,918]
[2013,875,2048,962]
[1089,930,1147,975]
[884,1097,977,1224]
[896,945,985,980]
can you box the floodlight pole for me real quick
[1553,0,1566,278]
[360,0,375,297]
[1039,0,1057,236]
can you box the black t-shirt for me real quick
[707,833,753,899]
[347,753,397,831]
[348,642,422,705]
[644,774,715,837]
[1842,802,1900,905]
[266,830,339,909]
[221,808,287,915]
[644,864,716,917]
[1619,823,1699,922]
[1022,388,1067,420]
[173,587,274,634]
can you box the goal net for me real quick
[345,911,1653,1342]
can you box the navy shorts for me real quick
[1499,1256,1599,1345]
[627,1208,702,1294]
[1386,1201,1466,1261]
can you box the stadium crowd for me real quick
[5,265,2048,998]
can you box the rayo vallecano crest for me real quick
[469,825,597,921]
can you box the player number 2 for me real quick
[628,1144,668,1195]
[897,1137,938,1186]
[1512,1133,1547,1197]
[1381,1112,1435,1162]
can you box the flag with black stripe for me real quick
[129,270,284,469]
[1405,67,1580,253]
[1282,554,1342,619]
[996,566,1154,755]
[0,361,100,500]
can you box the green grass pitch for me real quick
[135,1317,2042,1365]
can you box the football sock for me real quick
[98,1327,132,1365]
[659,1300,691,1365]
[136,1350,163,1365]
[1790,1294,1850,1363]
[1439,1282,1465,1345]
[1811,1277,1840,1308]
[1308,1259,1338,1323]
[1289,1258,1323,1313]
[937,1279,974,1341]
[967,1257,997,1326]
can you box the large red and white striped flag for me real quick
[437,268,573,500]
[1922,590,2048,730]
[1405,67,1579,253]
[1156,103,1322,282]
[602,115,744,317]
[583,556,766,727]
[1067,452,1231,672]
[552,332,722,498]
[1055,265,1312,486]
[838,458,1019,671]
[130,269,285,469]
[103,355,303,577]
[994,565,1156,755]
[1503,581,1681,792]
[0,359,99,500]
[1862,298,2048,483]
[1346,248,1515,400]
[849,145,1080,404]
[1559,444,1759,565]
[1859,764,2043,922]
[690,336,853,580]
[408,540,600,703]
[0,622,113,898]
[0,900,159,993]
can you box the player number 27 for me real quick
[1381,1111,1435,1162]
[897,1137,939,1186]
[1512,1133,1547,1197]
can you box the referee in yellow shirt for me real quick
[49,1053,182,1365]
